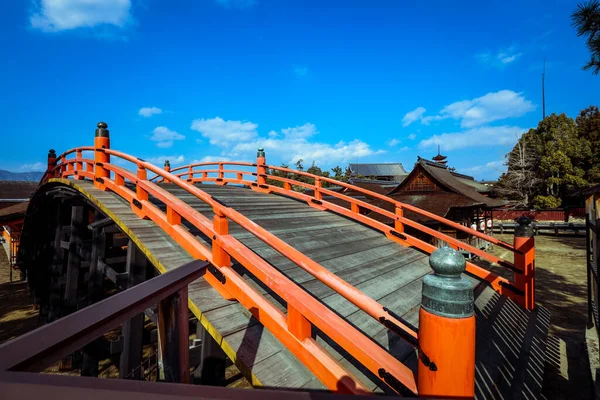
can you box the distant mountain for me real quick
[0,170,44,182]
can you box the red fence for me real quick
[492,208,585,222]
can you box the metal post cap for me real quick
[164,160,170,167]
[95,122,110,137]
[421,246,474,318]
[48,149,56,158]
[257,148,265,157]
[515,215,534,238]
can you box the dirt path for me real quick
[491,233,593,399]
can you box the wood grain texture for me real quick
[43,179,549,398]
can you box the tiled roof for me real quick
[348,163,408,178]
[0,201,29,222]
[0,181,38,200]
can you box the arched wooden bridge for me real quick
[2,123,550,399]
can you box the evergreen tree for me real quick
[572,0,600,74]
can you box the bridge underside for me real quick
[21,179,549,398]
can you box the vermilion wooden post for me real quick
[47,149,56,179]
[514,216,535,310]
[418,246,475,398]
[164,160,171,184]
[256,148,266,186]
[94,122,110,189]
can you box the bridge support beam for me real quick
[119,241,148,379]
[64,205,84,312]
[194,322,226,386]
[417,246,475,398]
[158,288,190,383]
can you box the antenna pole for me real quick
[542,59,546,120]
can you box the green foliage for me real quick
[533,195,562,209]
[571,0,600,74]
[265,160,352,192]
[498,109,600,207]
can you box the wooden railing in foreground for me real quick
[42,125,418,395]
[164,154,535,310]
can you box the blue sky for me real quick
[1,0,598,180]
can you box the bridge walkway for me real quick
[55,178,549,397]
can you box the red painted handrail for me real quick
[45,147,418,394]
[164,161,523,300]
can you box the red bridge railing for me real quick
[35,122,537,397]
[161,153,534,309]
[42,124,418,395]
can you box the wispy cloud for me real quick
[191,156,232,163]
[419,126,526,151]
[402,107,426,127]
[460,160,505,174]
[191,117,258,147]
[150,126,185,148]
[191,117,383,166]
[20,162,45,171]
[30,0,132,32]
[407,133,417,140]
[414,90,535,128]
[293,66,309,77]
[476,45,522,67]
[387,138,401,146]
[139,107,162,117]
[146,155,185,166]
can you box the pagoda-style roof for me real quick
[367,158,506,223]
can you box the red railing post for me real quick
[418,246,475,398]
[256,148,266,186]
[209,209,235,300]
[136,166,149,201]
[314,178,322,200]
[47,149,56,179]
[94,122,110,189]
[75,150,83,180]
[514,216,535,310]
[395,205,404,233]
[164,160,171,184]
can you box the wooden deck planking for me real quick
[52,180,549,398]
[62,181,321,390]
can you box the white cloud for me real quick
[281,123,317,139]
[440,90,534,128]
[190,117,382,167]
[30,0,131,32]
[414,90,535,128]
[191,156,232,164]
[407,133,417,140]
[294,66,309,77]
[402,107,426,127]
[460,160,505,174]
[150,126,185,148]
[387,138,401,146]
[476,46,522,67]
[20,162,45,171]
[146,155,185,165]
[191,117,258,146]
[230,123,383,166]
[419,125,526,151]
[139,107,162,117]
